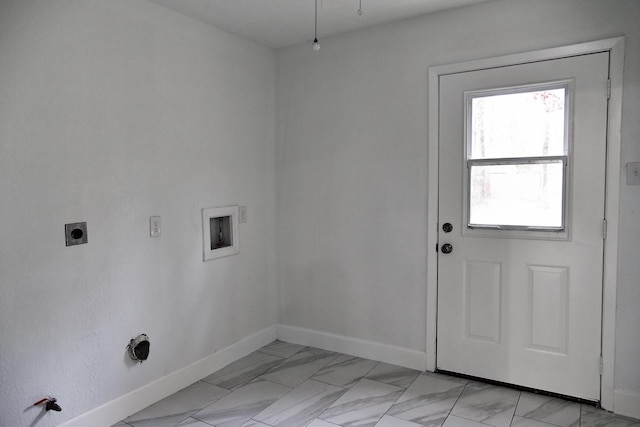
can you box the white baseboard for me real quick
[59,325,277,427]
[276,324,427,371]
[58,324,425,427]
[614,388,640,419]
[57,323,637,427]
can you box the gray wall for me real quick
[276,0,640,395]
[0,1,278,426]
[2,0,639,426]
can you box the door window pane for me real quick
[469,161,565,228]
[470,88,566,159]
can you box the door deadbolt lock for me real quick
[441,243,453,254]
[442,223,453,233]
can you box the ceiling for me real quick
[146,0,495,49]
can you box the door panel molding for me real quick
[426,37,624,411]
[527,264,569,354]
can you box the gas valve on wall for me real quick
[33,397,62,412]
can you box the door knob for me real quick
[442,223,453,233]
[441,243,453,254]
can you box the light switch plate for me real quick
[239,206,247,223]
[627,162,640,185]
[150,216,161,237]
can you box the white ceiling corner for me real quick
[146,0,496,49]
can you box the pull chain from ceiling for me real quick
[313,0,320,51]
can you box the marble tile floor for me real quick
[114,341,639,427]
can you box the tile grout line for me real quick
[376,369,423,424]
[442,377,470,427]
[510,391,522,427]
[310,359,382,389]
[578,403,582,427]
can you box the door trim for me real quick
[426,37,625,411]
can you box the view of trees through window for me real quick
[468,87,567,229]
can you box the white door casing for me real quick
[426,37,625,410]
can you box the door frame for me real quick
[426,37,625,411]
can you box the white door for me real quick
[436,52,609,401]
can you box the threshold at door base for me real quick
[436,369,600,408]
